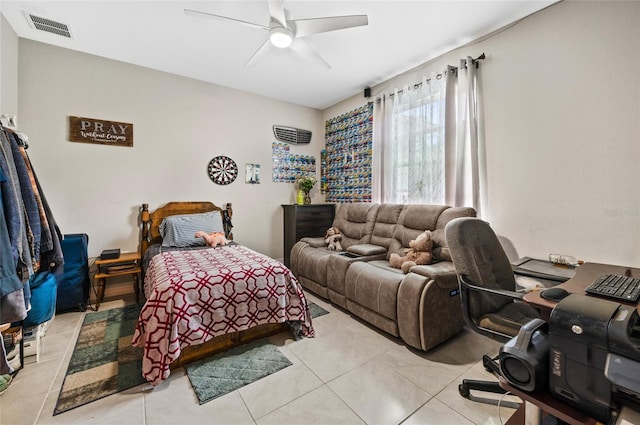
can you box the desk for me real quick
[499,377,601,425]
[524,262,640,314]
[507,262,640,425]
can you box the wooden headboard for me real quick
[139,201,233,258]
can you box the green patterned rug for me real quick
[186,302,328,405]
[185,339,292,404]
[54,302,328,414]
[54,303,145,415]
[308,302,329,318]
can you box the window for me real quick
[374,59,485,215]
[388,77,446,204]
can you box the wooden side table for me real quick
[94,251,141,309]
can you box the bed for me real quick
[131,201,314,386]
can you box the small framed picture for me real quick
[245,163,260,184]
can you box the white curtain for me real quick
[372,74,447,204]
[446,57,487,218]
[372,57,486,214]
[372,93,393,203]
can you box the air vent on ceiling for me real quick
[273,125,312,144]
[24,11,72,38]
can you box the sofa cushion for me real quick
[402,204,447,232]
[388,204,448,258]
[345,261,405,322]
[431,207,476,261]
[332,203,379,249]
[369,204,404,248]
[358,259,402,273]
[347,244,387,256]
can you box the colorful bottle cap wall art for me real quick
[272,142,316,183]
[324,103,373,203]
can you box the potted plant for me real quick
[296,175,317,205]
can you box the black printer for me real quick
[549,294,640,423]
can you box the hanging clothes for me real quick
[25,152,64,274]
[0,167,27,376]
[1,118,65,375]
[0,122,63,326]
[0,168,25,300]
[8,131,41,273]
[0,128,32,281]
[0,125,63,272]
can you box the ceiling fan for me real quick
[184,0,368,69]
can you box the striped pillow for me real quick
[160,210,224,247]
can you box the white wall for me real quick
[325,1,640,267]
[18,40,323,259]
[13,1,640,267]
[0,13,19,115]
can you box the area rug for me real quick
[185,338,292,404]
[185,302,329,405]
[54,301,328,413]
[53,303,145,415]
[308,302,329,318]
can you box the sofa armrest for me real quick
[407,262,459,290]
[347,244,387,256]
[299,237,326,248]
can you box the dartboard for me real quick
[207,156,238,185]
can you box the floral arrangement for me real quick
[296,175,317,193]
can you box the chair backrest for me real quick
[445,217,516,323]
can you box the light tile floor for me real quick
[0,291,521,425]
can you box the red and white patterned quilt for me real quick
[131,244,314,385]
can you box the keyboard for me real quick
[585,274,640,303]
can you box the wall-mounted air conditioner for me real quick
[273,125,312,144]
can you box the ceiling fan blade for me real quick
[289,39,331,70]
[184,9,269,30]
[245,39,272,67]
[267,0,287,27]
[291,15,368,38]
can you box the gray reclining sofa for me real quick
[290,203,476,351]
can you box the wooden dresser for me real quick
[282,204,335,267]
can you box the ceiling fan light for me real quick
[270,27,293,48]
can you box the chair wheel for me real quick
[459,383,470,398]
[482,355,493,371]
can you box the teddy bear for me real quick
[389,230,433,273]
[325,227,343,251]
[195,231,228,247]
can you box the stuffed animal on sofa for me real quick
[325,227,343,251]
[389,230,433,273]
[195,231,228,247]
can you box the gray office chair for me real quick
[445,217,540,407]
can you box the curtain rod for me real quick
[466,52,486,69]
[376,53,485,100]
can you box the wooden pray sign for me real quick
[69,116,134,147]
